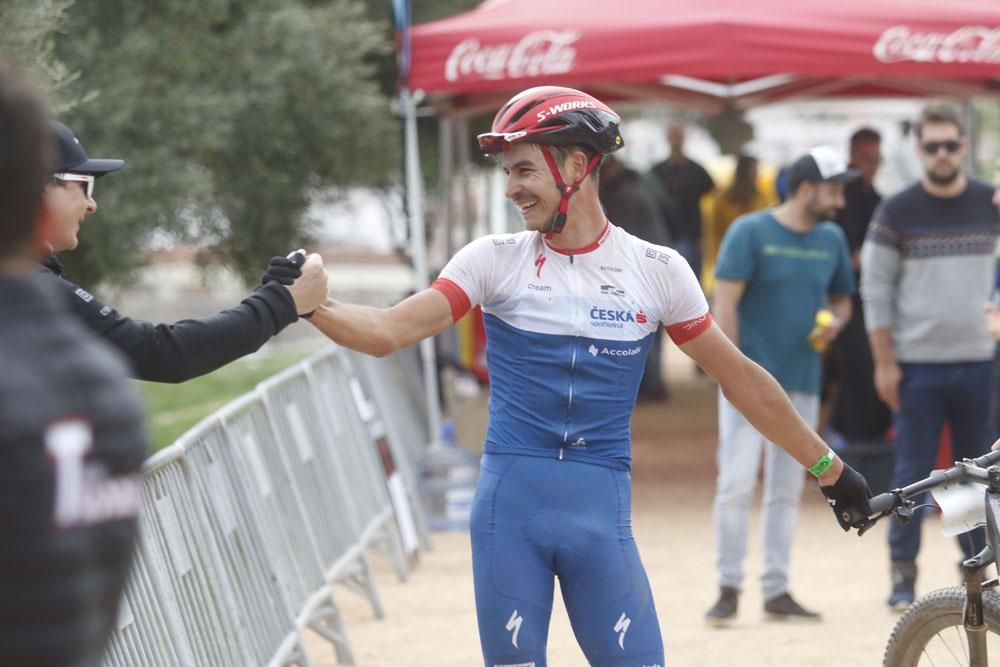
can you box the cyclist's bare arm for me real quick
[679,322,843,485]
[308,288,454,357]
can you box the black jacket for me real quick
[0,273,148,667]
[38,256,299,383]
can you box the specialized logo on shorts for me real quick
[494,663,535,667]
[614,611,631,650]
[506,609,523,649]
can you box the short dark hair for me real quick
[914,102,965,140]
[850,127,881,148]
[0,64,51,260]
[546,144,603,183]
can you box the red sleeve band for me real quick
[431,278,472,322]
[665,311,713,345]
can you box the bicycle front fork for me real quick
[962,546,995,667]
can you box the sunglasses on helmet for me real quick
[477,131,528,157]
[52,172,95,199]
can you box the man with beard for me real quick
[861,103,1000,611]
[706,146,856,626]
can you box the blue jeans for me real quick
[889,361,994,563]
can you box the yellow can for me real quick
[808,308,836,352]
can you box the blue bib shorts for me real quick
[471,453,664,667]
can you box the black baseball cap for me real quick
[50,121,124,176]
[787,146,860,186]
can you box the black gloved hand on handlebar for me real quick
[820,462,873,531]
[260,252,305,286]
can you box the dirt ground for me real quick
[307,352,965,666]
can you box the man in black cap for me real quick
[40,120,330,382]
[706,146,857,626]
[0,64,148,667]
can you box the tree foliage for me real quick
[53,0,399,286]
[0,0,84,112]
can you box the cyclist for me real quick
[307,86,872,666]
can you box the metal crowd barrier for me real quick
[103,344,431,666]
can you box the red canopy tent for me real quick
[399,1,998,434]
[409,0,1000,113]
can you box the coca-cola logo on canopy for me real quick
[873,25,1000,64]
[445,30,580,82]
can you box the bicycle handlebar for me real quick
[846,449,1000,530]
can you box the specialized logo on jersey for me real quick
[614,612,631,650]
[535,253,546,278]
[506,609,523,648]
[590,307,648,328]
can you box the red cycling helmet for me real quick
[477,86,623,158]
[478,87,624,235]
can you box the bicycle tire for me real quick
[883,586,1000,667]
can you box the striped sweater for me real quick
[860,179,1000,363]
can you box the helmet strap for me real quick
[538,145,603,237]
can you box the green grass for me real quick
[136,346,316,452]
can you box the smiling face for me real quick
[44,176,97,252]
[502,142,564,232]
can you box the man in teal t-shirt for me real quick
[705,147,857,627]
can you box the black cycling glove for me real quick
[820,462,873,531]
[260,252,304,286]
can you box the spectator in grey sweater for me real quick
[860,102,1000,612]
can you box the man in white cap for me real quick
[706,146,857,626]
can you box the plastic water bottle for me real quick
[419,419,480,531]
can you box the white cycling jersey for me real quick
[433,221,711,469]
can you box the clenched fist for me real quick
[286,253,328,317]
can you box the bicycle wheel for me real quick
[883,586,1000,666]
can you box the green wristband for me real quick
[809,449,836,477]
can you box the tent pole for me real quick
[401,86,443,444]
[456,117,474,245]
[439,114,455,258]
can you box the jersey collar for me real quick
[543,220,612,256]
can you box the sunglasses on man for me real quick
[52,172,95,199]
[921,140,962,156]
